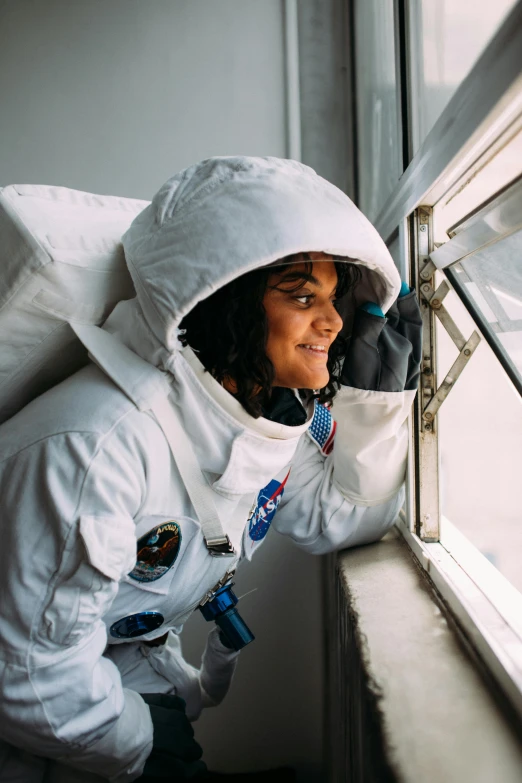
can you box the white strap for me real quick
[150,394,233,553]
[71,323,233,555]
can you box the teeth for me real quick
[301,344,326,352]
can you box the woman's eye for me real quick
[294,294,313,305]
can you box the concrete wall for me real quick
[0,1,324,779]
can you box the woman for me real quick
[0,157,420,782]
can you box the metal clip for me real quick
[199,568,236,606]
[206,535,236,558]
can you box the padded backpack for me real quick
[0,183,148,423]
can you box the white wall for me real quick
[0,1,324,779]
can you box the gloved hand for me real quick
[138,693,207,780]
[341,282,422,393]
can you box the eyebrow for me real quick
[292,273,320,286]
[273,272,338,296]
[273,271,319,287]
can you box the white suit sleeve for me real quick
[273,388,413,554]
[331,386,415,506]
[109,627,240,722]
[0,424,153,782]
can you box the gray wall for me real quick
[298,0,354,197]
[0,0,286,197]
[0,1,324,779]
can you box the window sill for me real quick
[326,527,522,783]
[397,513,522,719]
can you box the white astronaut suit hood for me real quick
[108,156,400,368]
[97,156,404,543]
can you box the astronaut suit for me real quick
[0,157,419,781]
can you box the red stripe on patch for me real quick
[261,469,291,511]
[323,421,337,455]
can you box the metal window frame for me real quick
[401,0,424,159]
[284,0,301,162]
[410,206,482,541]
[411,207,440,541]
[393,0,410,172]
[431,174,522,269]
[373,0,522,721]
[430,174,522,396]
[396,512,522,722]
[445,267,522,398]
[375,0,522,244]
[406,215,522,720]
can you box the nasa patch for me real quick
[129,521,182,582]
[248,470,290,542]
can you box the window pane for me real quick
[437,283,522,592]
[355,0,401,222]
[450,229,522,387]
[409,0,517,153]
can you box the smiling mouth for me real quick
[297,344,328,358]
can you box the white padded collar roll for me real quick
[178,346,312,441]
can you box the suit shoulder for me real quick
[0,363,162,462]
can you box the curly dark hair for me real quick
[179,256,361,417]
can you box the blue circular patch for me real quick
[129,521,181,582]
[110,611,164,639]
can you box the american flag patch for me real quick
[307,400,336,455]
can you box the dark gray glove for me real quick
[138,693,207,780]
[341,285,422,393]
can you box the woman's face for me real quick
[263,254,343,390]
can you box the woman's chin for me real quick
[308,373,330,391]
[274,371,330,390]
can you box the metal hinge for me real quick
[418,259,481,423]
[413,208,482,541]
[414,208,439,540]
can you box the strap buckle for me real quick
[206,535,236,558]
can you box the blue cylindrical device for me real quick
[199,582,255,651]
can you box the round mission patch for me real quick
[129,521,182,582]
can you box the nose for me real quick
[314,300,343,335]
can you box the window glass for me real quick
[355,0,401,223]
[449,229,522,388]
[436,282,522,592]
[409,0,517,153]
